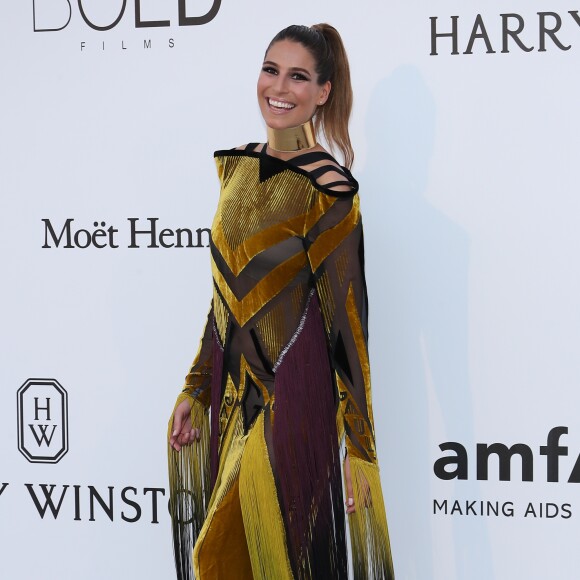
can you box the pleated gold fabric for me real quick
[168,146,395,579]
[194,407,250,578]
[239,412,294,580]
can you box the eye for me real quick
[262,66,277,75]
[291,73,309,81]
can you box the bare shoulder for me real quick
[293,146,357,194]
[233,143,264,153]
[313,165,354,194]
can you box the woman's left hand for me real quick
[344,453,373,514]
[344,453,356,514]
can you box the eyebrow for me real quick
[262,61,312,76]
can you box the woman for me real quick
[168,24,395,580]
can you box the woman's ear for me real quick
[318,81,331,105]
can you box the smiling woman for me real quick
[167,23,395,580]
[258,40,330,128]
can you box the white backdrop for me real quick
[2,1,580,579]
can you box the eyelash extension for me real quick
[261,67,309,82]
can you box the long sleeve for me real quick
[305,191,395,579]
[178,302,214,409]
[305,192,375,462]
[168,302,213,580]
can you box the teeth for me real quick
[269,98,295,110]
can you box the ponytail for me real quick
[266,24,354,169]
[311,24,354,169]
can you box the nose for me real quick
[271,73,289,95]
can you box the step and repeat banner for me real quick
[1,1,579,579]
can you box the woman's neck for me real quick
[266,120,317,157]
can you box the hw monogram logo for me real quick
[17,378,69,464]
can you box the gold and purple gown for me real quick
[168,144,394,579]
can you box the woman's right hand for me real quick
[169,399,200,451]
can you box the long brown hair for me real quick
[266,24,354,169]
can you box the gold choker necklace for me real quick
[267,120,317,152]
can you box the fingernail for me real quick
[348,497,354,506]
[172,430,178,437]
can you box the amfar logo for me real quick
[32,0,221,32]
[17,378,69,464]
[433,426,580,483]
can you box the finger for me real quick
[170,413,183,446]
[346,481,354,501]
[178,432,190,446]
[344,458,354,496]
[345,496,355,514]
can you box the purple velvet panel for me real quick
[272,294,347,579]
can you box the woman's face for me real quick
[257,39,331,130]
